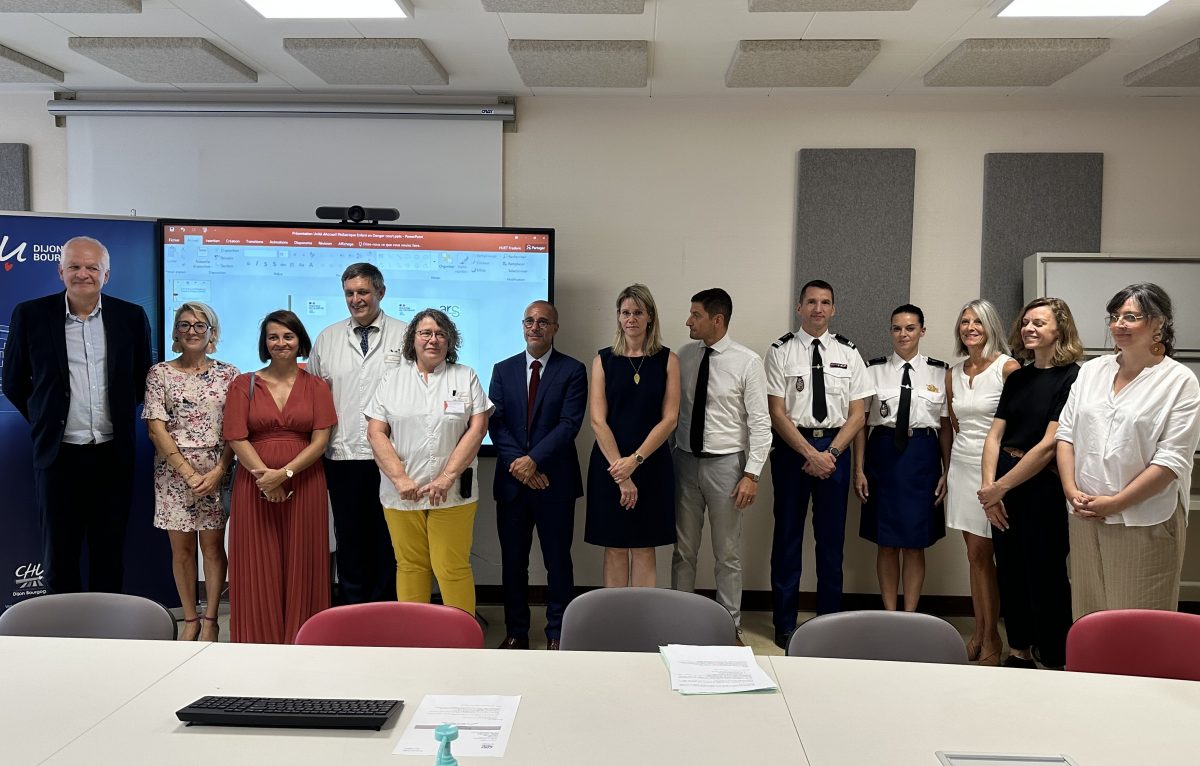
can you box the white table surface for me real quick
[770,655,1200,766]
[0,636,211,766]
[40,642,809,766]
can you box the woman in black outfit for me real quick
[978,297,1082,669]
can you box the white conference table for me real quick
[772,655,1200,766]
[0,636,210,766]
[35,641,808,766]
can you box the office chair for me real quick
[1066,609,1200,682]
[787,610,969,664]
[294,602,485,648]
[0,592,176,640]
[558,588,737,652]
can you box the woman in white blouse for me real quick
[1057,283,1200,617]
[366,308,493,615]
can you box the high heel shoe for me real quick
[977,645,1003,666]
[179,616,201,641]
[964,638,981,662]
[199,615,220,642]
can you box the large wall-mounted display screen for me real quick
[160,220,554,449]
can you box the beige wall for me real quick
[6,90,1200,598]
[503,95,1200,598]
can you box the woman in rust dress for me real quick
[223,309,336,644]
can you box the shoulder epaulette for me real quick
[834,333,856,349]
[867,356,887,367]
[771,332,794,349]
[926,357,948,369]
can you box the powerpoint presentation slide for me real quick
[162,223,553,446]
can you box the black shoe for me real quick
[497,636,529,650]
[774,631,792,651]
[1002,655,1037,669]
[546,638,560,650]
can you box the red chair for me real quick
[295,602,484,649]
[1066,609,1200,681]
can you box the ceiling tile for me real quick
[284,38,448,85]
[0,42,63,82]
[0,0,138,11]
[924,37,1110,87]
[748,0,914,10]
[1125,37,1200,86]
[68,37,258,84]
[726,39,880,87]
[508,39,648,86]
[481,0,644,11]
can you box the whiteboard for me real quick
[1040,257,1200,354]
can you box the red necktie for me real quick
[527,360,541,432]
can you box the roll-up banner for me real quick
[0,212,172,611]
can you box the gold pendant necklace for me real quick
[628,355,646,385]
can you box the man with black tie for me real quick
[671,289,770,643]
[2,236,152,594]
[765,279,871,649]
[489,301,587,650]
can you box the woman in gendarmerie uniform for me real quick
[854,304,950,612]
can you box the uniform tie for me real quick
[355,325,371,356]
[690,346,713,455]
[895,362,912,451]
[811,339,828,423]
[527,360,542,432]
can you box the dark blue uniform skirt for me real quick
[859,427,945,549]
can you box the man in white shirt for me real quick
[307,263,406,604]
[671,289,770,641]
[765,279,872,648]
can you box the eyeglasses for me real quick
[416,329,448,341]
[1105,313,1146,326]
[522,318,555,328]
[175,321,210,334]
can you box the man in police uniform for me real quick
[852,304,950,613]
[307,263,406,604]
[765,279,872,648]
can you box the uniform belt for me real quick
[1002,447,1026,459]
[797,426,840,439]
[877,426,937,438]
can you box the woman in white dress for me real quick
[944,299,1020,665]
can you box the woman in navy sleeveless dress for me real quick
[585,284,680,587]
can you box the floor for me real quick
[186,601,1007,665]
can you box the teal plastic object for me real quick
[434,723,459,766]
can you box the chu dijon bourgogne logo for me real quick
[0,235,63,273]
[14,562,47,596]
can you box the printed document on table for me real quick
[659,644,778,695]
[393,695,521,757]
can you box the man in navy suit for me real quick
[489,300,587,650]
[2,236,152,594]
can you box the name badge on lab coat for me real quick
[444,399,467,414]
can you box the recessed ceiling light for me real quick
[244,0,413,19]
[998,0,1169,16]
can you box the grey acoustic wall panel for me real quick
[482,0,644,11]
[0,0,139,10]
[795,149,916,361]
[68,37,257,84]
[0,144,31,211]
[981,153,1103,329]
[0,43,63,82]
[749,0,915,10]
[1125,38,1200,87]
[284,38,448,86]
[726,39,880,88]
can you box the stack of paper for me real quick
[659,644,779,695]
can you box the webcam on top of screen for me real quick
[314,206,401,225]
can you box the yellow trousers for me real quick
[384,502,477,615]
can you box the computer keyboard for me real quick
[176,695,404,730]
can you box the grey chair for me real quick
[558,588,737,652]
[0,593,177,640]
[786,610,968,664]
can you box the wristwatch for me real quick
[284,468,294,479]
[827,447,841,459]
[633,453,645,465]
[742,472,759,483]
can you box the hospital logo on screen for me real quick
[0,235,62,273]
[13,563,47,597]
